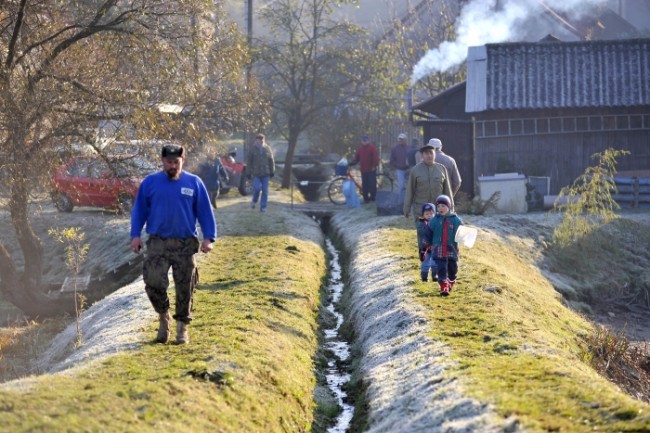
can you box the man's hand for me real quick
[201,239,214,254]
[131,237,143,254]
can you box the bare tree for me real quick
[254,0,404,186]
[0,1,256,317]
[384,0,466,101]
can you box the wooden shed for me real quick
[412,38,650,198]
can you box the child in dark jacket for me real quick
[428,194,462,296]
[417,203,437,282]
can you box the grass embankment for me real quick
[374,212,650,432]
[0,196,330,433]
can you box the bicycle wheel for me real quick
[376,173,394,192]
[328,177,347,205]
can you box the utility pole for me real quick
[247,0,253,60]
[246,0,253,88]
[244,0,253,161]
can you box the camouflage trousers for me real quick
[143,236,199,324]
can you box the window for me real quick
[67,159,89,178]
[89,160,108,179]
[630,115,642,129]
[589,116,602,130]
[484,121,496,137]
[497,120,509,135]
[523,119,536,134]
[576,117,589,131]
[550,118,562,133]
[563,118,576,132]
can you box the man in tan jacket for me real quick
[403,142,453,220]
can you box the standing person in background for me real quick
[429,138,462,197]
[389,133,410,197]
[407,138,422,169]
[130,144,216,345]
[212,156,230,207]
[246,133,275,212]
[350,135,379,203]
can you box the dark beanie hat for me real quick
[436,194,452,209]
[422,203,435,213]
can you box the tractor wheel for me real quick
[52,192,73,212]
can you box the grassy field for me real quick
[332,207,650,432]
[0,191,333,433]
[1,188,650,432]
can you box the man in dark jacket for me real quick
[245,133,275,212]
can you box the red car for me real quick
[51,155,154,213]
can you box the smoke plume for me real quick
[410,0,608,85]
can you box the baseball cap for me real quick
[398,133,407,140]
[428,138,442,149]
[161,144,184,158]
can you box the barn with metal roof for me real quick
[413,37,650,200]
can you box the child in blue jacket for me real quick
[428,194,462,297]
[417,203,437,282]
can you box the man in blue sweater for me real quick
[130,144,216,345]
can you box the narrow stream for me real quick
[324,238,354,433]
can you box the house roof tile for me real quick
[466,38,650,112]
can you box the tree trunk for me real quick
[0,174,79,318]
[0,241,79,318]
[281,129,301,189]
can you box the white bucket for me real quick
[455,225,477,248]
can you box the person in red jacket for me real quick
[350,135,379,203]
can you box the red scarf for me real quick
[441,218,449,256]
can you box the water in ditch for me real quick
[324,238,354,433]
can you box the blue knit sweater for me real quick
[130,171,216,241]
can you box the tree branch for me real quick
[5,0,28,68]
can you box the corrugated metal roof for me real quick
[466,38,650,112]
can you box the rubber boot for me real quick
[448,279,456,292]
[156,312,171,343]
[176,321,189,345]
[438,280,450,297]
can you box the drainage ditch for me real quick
[323,238,355,432]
